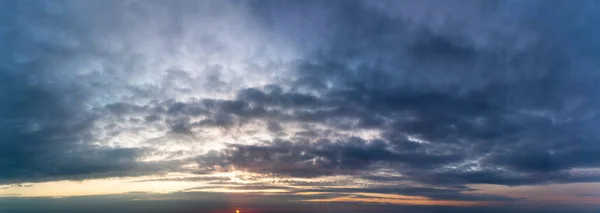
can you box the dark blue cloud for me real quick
[188,0,600,187]
[2,1,600,210]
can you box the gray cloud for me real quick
[0,0,278,183]
[198,137,463,178]
[188,0,600,187]
[2,0,600,208]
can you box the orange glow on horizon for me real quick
[303,196,492,206]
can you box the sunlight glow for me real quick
[303,196,489,206]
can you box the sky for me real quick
[1,0,600,212]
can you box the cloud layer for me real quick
[2,0,600,207]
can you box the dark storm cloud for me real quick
[124,62,600,186]
[187,0,600,187]
[0,1,200,183]
[0,83,177,182]
[188,84,598,186]
[198,137,463,178]
[267,120,284,132]
[0,65,152,183]
[0,1,101,181]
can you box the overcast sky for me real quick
[1,0,600,213]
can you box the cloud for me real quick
[188,79,598,185]
[198,137,463,178]
[187,0,600,188]
[267,121,284,133]
[293,186,520,202]
[0,0,293,183]
[2,0,600,208]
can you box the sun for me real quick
[236,210,240,213]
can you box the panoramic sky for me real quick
[1,0,600,212]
